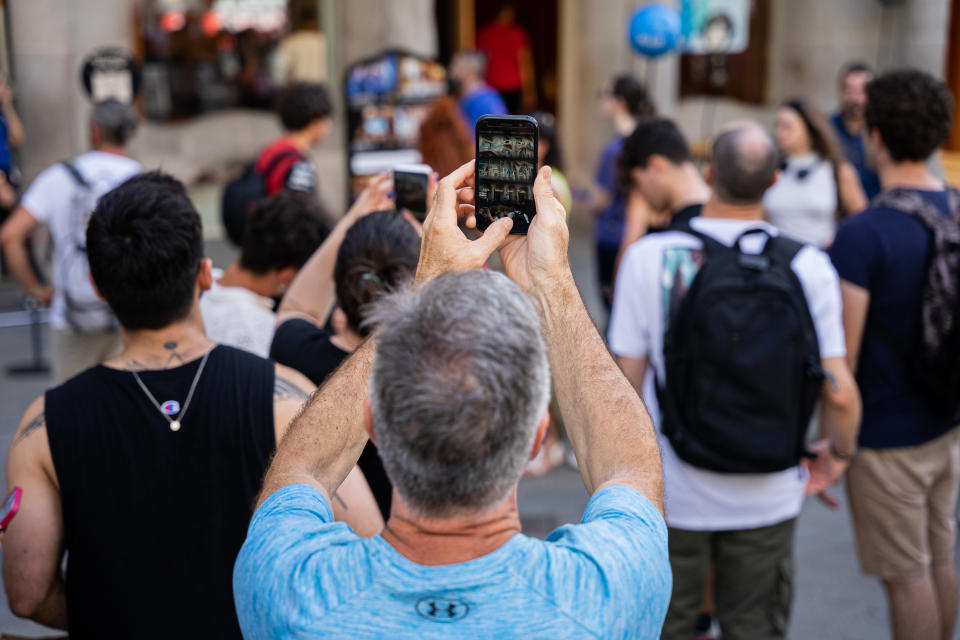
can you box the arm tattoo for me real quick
[333,492,348,510]
[274,377,310,402]
[12,412,45,448]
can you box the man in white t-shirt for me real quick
[609,121,861,639]
[0,100,141,383]
[200,192,327,357]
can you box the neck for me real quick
[94,144,127,157]
[108,312,214,371]
[613,112,637,137]
[381,490,522,565]
[669,164,712,212]
[787,145,814,158]
[284,131,313,152]
[462,77,484,95]
[218,262,275,298]
[843,113,864,133]
[880,160,943,192]
[700,195,765,221]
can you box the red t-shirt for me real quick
[476,22,530,92]
[255,139,308,195]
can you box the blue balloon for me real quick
[628,3,681,58]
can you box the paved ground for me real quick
[0,202,955,638]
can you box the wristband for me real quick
[829,442,853,461]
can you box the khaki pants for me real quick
[662,518,796,640]
[50,327,123,384]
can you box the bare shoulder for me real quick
[273,364,316,404]
[8,395,56,487]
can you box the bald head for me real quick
[710,121,778,205]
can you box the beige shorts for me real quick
[846,427,960,579]
[50,327,123,384]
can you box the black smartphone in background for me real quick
[394,164,431,222]
[474,115,539,234]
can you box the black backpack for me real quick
[869,187,960,422]
[657,227,824,473]
[221,150,300,246]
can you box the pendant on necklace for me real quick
[170,420,181,432]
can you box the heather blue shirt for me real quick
[459,86,508,136]
[595,137,627,249]
[233,484,670,639]
[830,113,880,200]
[828,189,956,449]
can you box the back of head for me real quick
[417,96,474,178]
[451,50,487,82]
[240,192,329,274]
[865,69,954,163]
[90,99,138,147]
[334,211,420,336]
[620,118,690,173]
[86,172,203,330]
[277,82,333,132]
[710,122,778,205]
[611,75,656,119]
[368,269,551,516]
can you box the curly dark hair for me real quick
[277,82,333,131]
[611,75,656,119]
[865,69,954,162]
[239,192,329,274]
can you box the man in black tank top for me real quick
[3,173,382,638]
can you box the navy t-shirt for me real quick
[830,113,880,200]
[828,189,956,449]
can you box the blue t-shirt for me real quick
[459,86,508,137]
[233,484,670,639]
[828,189,956,449]
[830,113,880,200]
[0,113,11,174]
[595,137,626,250]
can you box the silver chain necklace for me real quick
[130,349,212,432]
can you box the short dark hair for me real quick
[86,172,203,330]
[618,118,691,192]
[277,82,333,131]
[710,125,778,204]
[865,69,954,163]
[335,211,420,336]
[240,193,329,274]
[839,61,873,86]
[611,75,656,119]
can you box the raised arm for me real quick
[3,397,68,629]
[276,173,393,326]
[499,167,664,513]
[257,161,512,511]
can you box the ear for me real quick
[703,164,714,186]
[528,410,551,461]
[275,266,297,289]
[648,154,670,173]
[363,399,377,445]
[87,271,105,301]
[197,258,214,292]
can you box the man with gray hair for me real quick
[233,161,672,638]
[449,50,508,135]
[609,120,861,638]
[0,99,141,382]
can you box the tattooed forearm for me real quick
[12,412,45,447]
[274,377,310,402]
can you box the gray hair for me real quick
[90,99,138,146]
[451,50,488,80]
[710,120,778,205]
[367,269,551,516]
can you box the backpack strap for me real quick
[258,149,303,183]
[59,160,90,189]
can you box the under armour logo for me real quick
[415,597,470,623]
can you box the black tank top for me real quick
[45,346,275,639]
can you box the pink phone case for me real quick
[0,487,22,530]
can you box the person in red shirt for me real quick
[476,4,536,113]
[256,82,333,196]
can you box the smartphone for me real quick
[475,115,539,234]
[394,164,432,221]
[0,487,22,531]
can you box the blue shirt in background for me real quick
[828,189,956,449]
[830,113,880,200]
[233,483,671,639]
[459,86,508,137]
[595,137,627,250]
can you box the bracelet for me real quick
[829,442,853,461]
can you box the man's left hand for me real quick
[803,439,849,509]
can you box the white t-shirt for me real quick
[763,153,837,247]
[21,151,142,329]
[200,280,276,358]
[608,217,846,531]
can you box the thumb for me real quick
[474,216,513,256]
[533,165,553,202]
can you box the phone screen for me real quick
[475,116,538,234]
[0,487,21,530]
[394,170,429,220]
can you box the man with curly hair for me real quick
[828,69,959,640]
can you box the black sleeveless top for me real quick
[45,346,275,639]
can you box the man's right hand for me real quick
[29,285,54,307]
[499,166,573,306]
